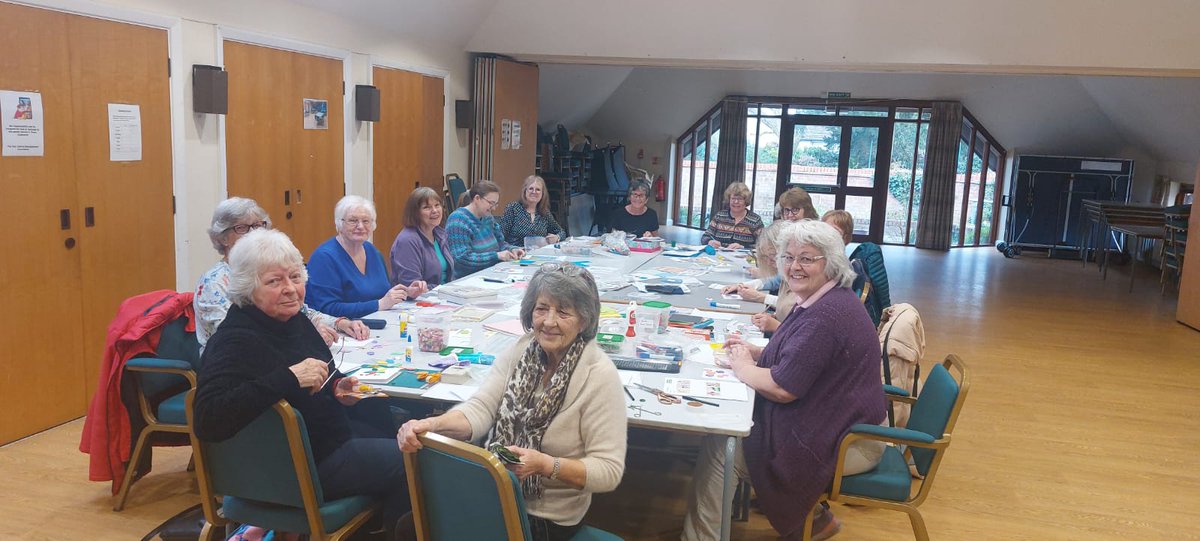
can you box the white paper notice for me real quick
[107,103,142,161]
[1,90,45,157]
[511,120,521,149]
[500,118,512,150]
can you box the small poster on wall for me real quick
[108,103,142,162]
[500,118,512,150]
[511,120,521,150]
[303,98,328,130]
[1,90,45,157]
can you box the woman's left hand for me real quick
[337,318,371,340]
[504,446,552,481]
[316,323,338,345]
[546,234,561,244]
[405,280,428,299]
[727,242,744,250]
[333,376,364,406]
[728,343,757,378]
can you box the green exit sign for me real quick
[826,91,852,99]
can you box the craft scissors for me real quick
[630,382,682,406]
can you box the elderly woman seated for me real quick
[398,264,627,541]
[194,197,368,353]
[683,220,886,541]
[307,195,428,318]
[192,229,410,534]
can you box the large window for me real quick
[673,98,1003,247]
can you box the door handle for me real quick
[60,209,71,230]
[65,237,76,249]
[85,207,95,227]
[284,190,291,206]
[296,189,302,204]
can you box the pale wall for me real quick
[21,0,471,289]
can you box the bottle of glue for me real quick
[405,335,413,363]
[625,302,637,338]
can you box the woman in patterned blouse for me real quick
[499,175,564,247]
[701,182,764,249]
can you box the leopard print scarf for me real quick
[487,336,586,500]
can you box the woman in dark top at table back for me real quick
[608,179,660,238]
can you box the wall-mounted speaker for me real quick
[355,85,380,122]
[455,99,474,130]
[192,64,228,115]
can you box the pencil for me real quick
[624,386,635,401]
[681,395,720,407]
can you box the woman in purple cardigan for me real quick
[390,187,455,287]
[682,220,886,541]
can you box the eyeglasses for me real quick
[341,218,375,227]
[629,192,648,200]
[780,254,826,267]
[729,196,746,203]
[224,221,269,235]
[781,207,803,218]
[482,197,500,208]
[540,262,586,276]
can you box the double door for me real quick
[223,41,345,257]
[777,115,891,242]
[0,3,175,444]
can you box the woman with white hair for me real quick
[683,220,885,541]
[193,229,410,536]
[398,264,627,540]
[307,195,427,318]
[194,197,368,352]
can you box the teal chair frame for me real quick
[803,355,970,541]
[185,391,378,541]
[404,432,621,541]
[114,317,201,511]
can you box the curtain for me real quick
[914,101,963,250]
[708,96,749,219]
[469,55,496,183]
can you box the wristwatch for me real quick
[549,457,561,480]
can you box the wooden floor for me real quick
[3,246,1199,540]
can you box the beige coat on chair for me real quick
[878,303,925,427]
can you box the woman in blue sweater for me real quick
[307,195,427,318]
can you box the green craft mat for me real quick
[386,369,431,389]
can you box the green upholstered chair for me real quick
[446,174,467,209]
[114,316,200,511]
[405,432,622,541]
[185,391,378,541]
[802,355,970,541]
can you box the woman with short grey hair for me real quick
[399,263,627,540]
[609,179,660,238]
[194,197,368,351]
[194,229,412,538]
[684,219,885,541]
[308,195,428,318]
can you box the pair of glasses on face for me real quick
[482,197,500,209]
[780,254,826,267]
[224,221,269,235]
[540,262,586,276]
[342,218,374,227]
[781,207,803,218]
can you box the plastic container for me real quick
[524,235,548,251]
[560,241,593,256]
[628,238,662,252]
[596,333,625,354]
[416,315,449,352]
[641,301,672,334]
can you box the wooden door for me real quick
[224,41,344,257]
[372,66,443,269]
[67,14,175,403]
[0,3,87,444]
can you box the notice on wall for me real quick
[303,98,328,130]
[511,120,521,150]
[1,90,45,157]
[500,118,512,150]
[108,103,142,162]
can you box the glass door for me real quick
[777,115,890,242]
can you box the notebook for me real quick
[483,319,526,336]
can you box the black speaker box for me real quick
[355,85,380,122]
[455,100,473,129]
[192,65,227,115]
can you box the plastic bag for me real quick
[601,231,631,255]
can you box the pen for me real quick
[681,395,720,407]
[482,276,508,283]
[709,301,740,309]
[623,386,635,401]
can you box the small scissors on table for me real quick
[630,382,682,406]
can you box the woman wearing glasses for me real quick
[193,229,411,538]
[194,197,369,353]
[608,179,660,238]
[399,264,626,540]
[775,186,818,223]
[498,175,564,246]
[307,195,428,318]
[701,182,763,249]
[684,220,886,541]
[447,180,525,279]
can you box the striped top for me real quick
[446,207,512,278]
[700,209,764,248]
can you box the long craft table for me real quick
[336,241,763,541]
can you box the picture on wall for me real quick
[303,98,328,130]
